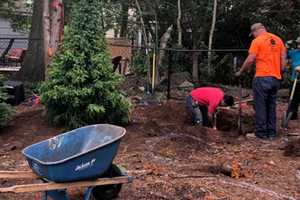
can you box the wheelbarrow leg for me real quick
[44,190,69,200]
[84,187,93,200]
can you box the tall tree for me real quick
[119,1,129,37]
[183,0,212,82]
[207,0,218,76]
[19,0,64,82]
[49,0,64,58]
[177,0,182,47]
[20,0,48,82]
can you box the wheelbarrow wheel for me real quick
[91,182,122,200]
[91,165,123,200]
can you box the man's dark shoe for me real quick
[255,133,269,140]
[268,134,277,140]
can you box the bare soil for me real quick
[0,101,299,200]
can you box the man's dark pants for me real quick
[287,82,300,119]
[253,77,280,138]
[186,95,210,126]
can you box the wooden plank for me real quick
[235,98,253,105]
[0,176,132,193]
[0,171,39,179]
[218,98,253,110]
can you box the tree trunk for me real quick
[156,25,173,85]
[49,0,64,58]
[120,2,129,38]
[44,0,50,68]
[192,43,200,83]
[135,0,151,90]
[158,25,173,67]
[207,0,218,77]
[20,0,49,82]
[177,0,182,47]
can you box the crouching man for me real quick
[186,87,234,127]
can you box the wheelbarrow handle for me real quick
[0,176,133,194]
[290,71,299,101]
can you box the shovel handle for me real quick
[290,71,299,101]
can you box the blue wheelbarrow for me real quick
[0,124,133,200]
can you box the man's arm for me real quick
[281,48,287,73]
[207,101,219,129]
[235,53,256,76]
[281,51,287,73]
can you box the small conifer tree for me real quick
[40,0,130,128]
[0,76,12,127]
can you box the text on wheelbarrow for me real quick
[75,158,96,172]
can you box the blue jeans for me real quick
[186,95,209,126]
[253,77,280,138]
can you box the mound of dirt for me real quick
[144,101,188,125]
[141,100,255,134]
[217,107,255,133]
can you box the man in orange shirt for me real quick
[236,23,287,139]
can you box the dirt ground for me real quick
[0,100,299,200]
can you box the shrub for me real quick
[40,0,130,129]
[131,52,148,76]
[0,75,12,127]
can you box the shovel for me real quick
[235,58,243,134]
[233,57,243,134]
[282,71,299,129]
[237,81,243,134]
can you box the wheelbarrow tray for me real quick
[22,124,126,183]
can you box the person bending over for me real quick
[186,87,234,127]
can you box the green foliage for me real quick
[128,0,300,83]
[0,0,32,32]
[40,0,131,129]
[131,52,148,76]
[0,76,12,128]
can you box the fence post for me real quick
[167,50,172,100]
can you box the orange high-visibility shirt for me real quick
[249,32,286,80]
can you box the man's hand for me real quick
[209,112,217,130]
[235,70,242,77]
[236,53,256,77]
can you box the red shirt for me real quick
[190,87,224,114]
